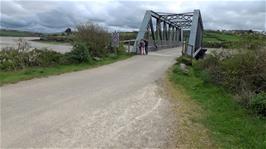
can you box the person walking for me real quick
[144,39,148,55]
[138,40,142,55]
[139,39,145,55]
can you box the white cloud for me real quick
[0,0,265,32]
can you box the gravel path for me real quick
[1,48,181,148]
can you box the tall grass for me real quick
[195,48,266,116]
[170,60,266,148]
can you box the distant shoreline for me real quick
[0,29,41,37]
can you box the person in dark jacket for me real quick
[138,41,142,54]
[144,39,148,55]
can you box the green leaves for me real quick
[66,42,93,63]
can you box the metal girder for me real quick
[187,9,204,56]
[133,10,152,52]
[133,9,204,55]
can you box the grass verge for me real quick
[0,54,132,86]
[169,63,266,148]
[163,75,215,148]
[0,29,40,37]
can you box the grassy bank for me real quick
[202,30,266,49]
[0,29,41,37]
[0,54,132,86]
[169,63,266,148]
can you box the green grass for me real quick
[202,30,266,49]
[0,29,40,37]
[204,31,240,42]
[119,31,137,40]
[0,54,132,86]
[203,37,221,42]
[170,63,266,148]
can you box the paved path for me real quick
[1,48,181,148]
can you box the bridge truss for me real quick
[133,9,204,57]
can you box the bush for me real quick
[197,49,266,93]
[195,48,266,116]
[66,42,92,63]
[28,49,66,67]
[117,44,127,54]
[75,22,110,57]
[176,56,192,66]
[0,47,67,71]
[0,48,27,71]
[251,92,266,116]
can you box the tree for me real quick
[65,28,72,35]
[248,29,253,34]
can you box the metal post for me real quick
[181,29,184,43]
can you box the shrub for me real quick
[75,22,110,57]
[0,47,67,71]
[197,49,266,93]
[176,56,192,66]
[195,48,266,116]
[0,48,28,71]
[66,42,92,63]
[251,92,266,116]
[28,49,66,67]
[117,44,127,55]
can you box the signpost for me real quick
[112,31,120,48]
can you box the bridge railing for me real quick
[121,39,181,53]
[147,40,181,50]
[121,39,182,53]
[120,40,135,53]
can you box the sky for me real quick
[0,0,265,33]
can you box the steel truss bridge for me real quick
[133,9,204,57]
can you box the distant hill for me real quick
[0,29,43,37]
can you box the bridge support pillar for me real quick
[187,9,204,56]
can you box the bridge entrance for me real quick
[133,9,204,58]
